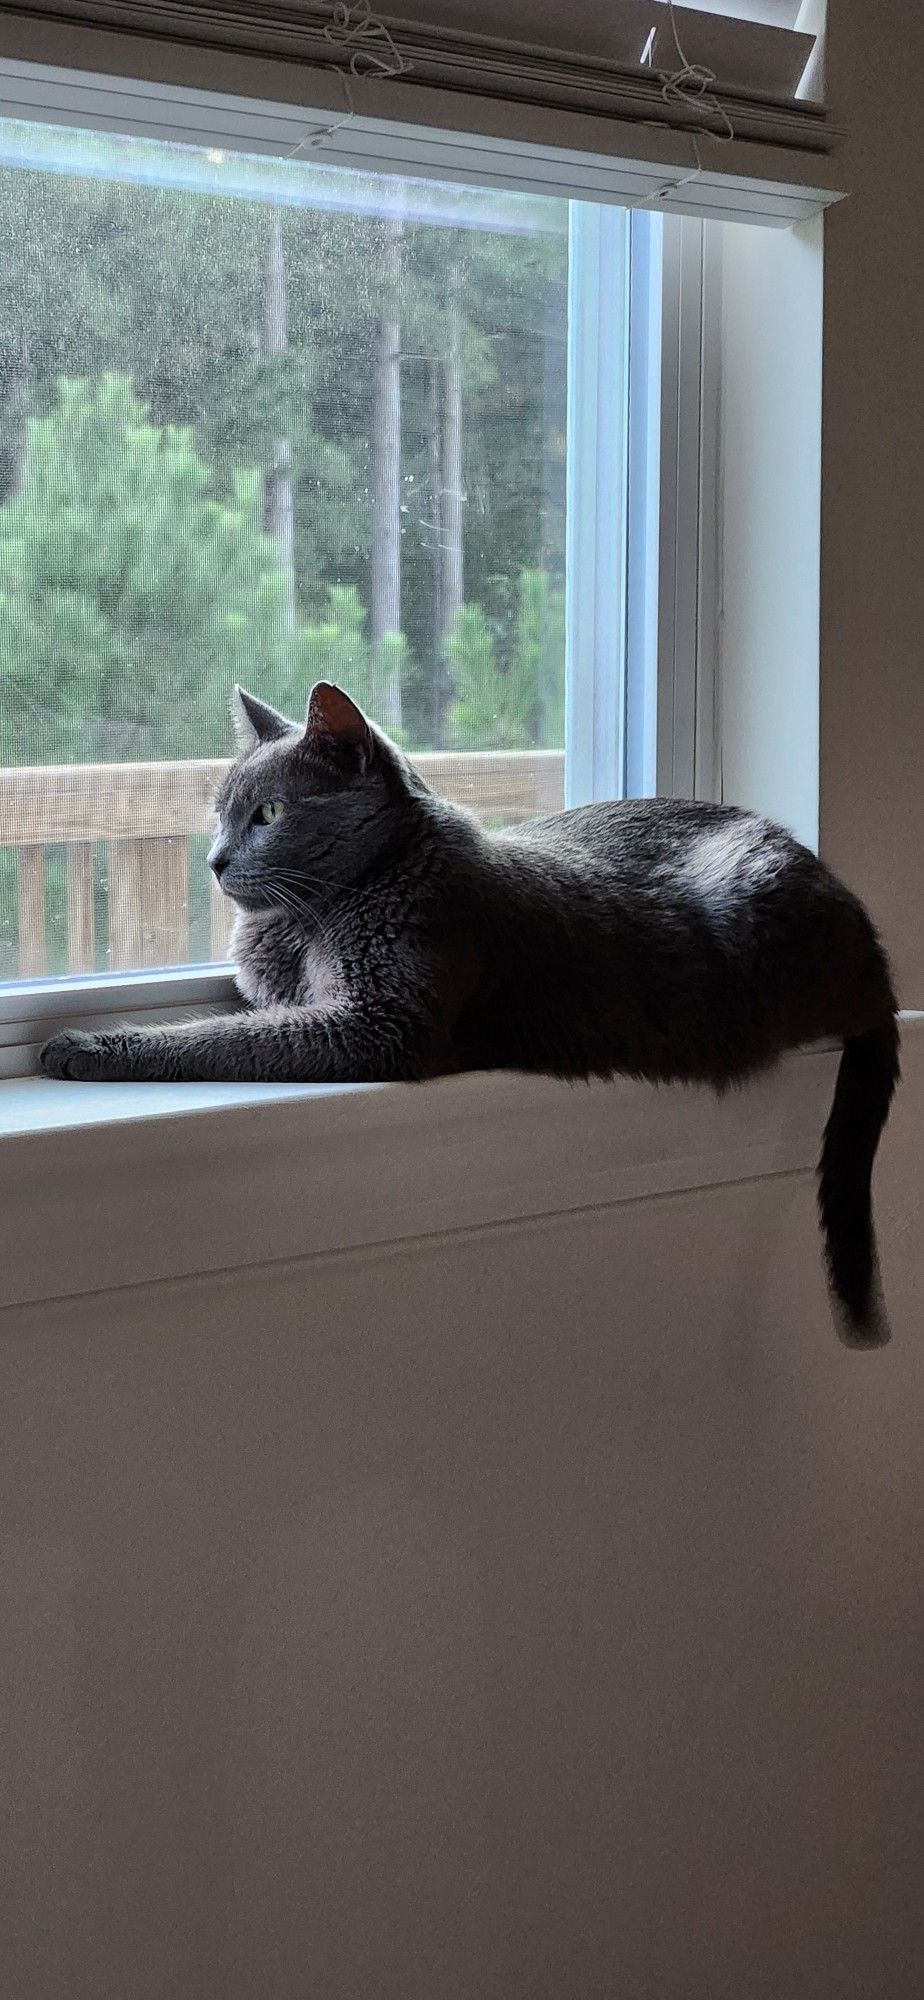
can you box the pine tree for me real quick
[0,138,570,759]
[446,569,565,750]
[0,375,293,764]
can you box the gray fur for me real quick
[41,683,900,1346]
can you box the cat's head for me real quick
[208,682,428,911]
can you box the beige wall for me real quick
[820,2,924,999]
[2,1037,922,2000]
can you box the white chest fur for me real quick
[231,914,345,1013]
[301,942,346,1011]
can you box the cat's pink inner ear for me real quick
[305,682,371,758]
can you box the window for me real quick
[0,84,717,1065]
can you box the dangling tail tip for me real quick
[829,1269,892,1350]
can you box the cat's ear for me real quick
[304,683,375,771]
[230,686,293,755]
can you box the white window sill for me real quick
[0,1074,377,1137]
[3,1014,917,1312]
[0,1041,866,1312]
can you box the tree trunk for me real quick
[426,357,444,739]
[0,337,30,503]
[371,214,403,735]
[261,211,296,631]
[440,262,464,644]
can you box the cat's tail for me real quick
[817,1017,900,1347]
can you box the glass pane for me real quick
[0,114,601,983]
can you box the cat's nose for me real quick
[209,845,230,880]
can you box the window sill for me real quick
[8,1026,922,1314]
[0,1073,377,1137]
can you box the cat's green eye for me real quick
[257,800,284,825]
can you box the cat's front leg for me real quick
[40,1024,217,1082]
[40,1015,331,1083]
[39,999,437,1083]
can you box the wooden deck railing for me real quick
[0,750,565,979]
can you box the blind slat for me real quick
[383,2,816,98]
[3,1,825,147]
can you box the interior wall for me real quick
[819,0,924,1000]
[1,1038,921,2000]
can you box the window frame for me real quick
[655,210,723,805]
[0,83,719,1077]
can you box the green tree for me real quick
[392,217,567,740]
[0,374,293,764]
[515,566,566,748]
[446,569,565,749]
[0,129,570,759]
[0,163,137,496]
[0,151,358,605]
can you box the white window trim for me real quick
[567,203,721,810]
[0,43,842,221]
[564,196,631,807]
[654,211,723,803]
[0,64,835,1086]
[0,966,239,1081]
[713,211,823,851]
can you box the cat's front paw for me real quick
[40,1029,110,1081]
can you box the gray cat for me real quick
[41,681,900,1347]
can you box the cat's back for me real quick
[494,795,791,892]
[456,795,877,1082]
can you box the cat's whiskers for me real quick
[266,884,312,922]
[270,867,336,908]
[310,892,365,967]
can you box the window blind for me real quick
[0,2,837,229]
[3,2,826,149]
[383,2,817,100]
